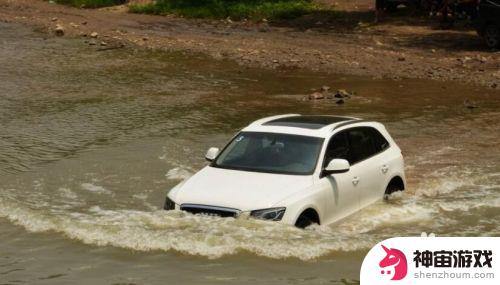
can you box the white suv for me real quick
[165,114,406,228]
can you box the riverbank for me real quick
[0,0,498,88]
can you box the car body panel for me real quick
[169,166,313,211]
[271,184,326,225]
[475,0,500,47]
[316,167,362,226]
[478,0,500,24]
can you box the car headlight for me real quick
[250,207,286,221]
[164,197,176,210]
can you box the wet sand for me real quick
[0,0,499,89]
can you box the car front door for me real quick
[318,131,362,225]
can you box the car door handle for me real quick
[381,165,389,174]
[352,177,360,186]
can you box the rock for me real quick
[88,40,97,46]
[336,99,345,105]
[309,92,325,100]
[54,24,64,36]
[398,57,406,62]
[321,86,330,92]
[51,17,58,22]
[463,99,478,109]
[81,21,88,25]
[491,83,498,89]
[100,41,107,46]
[90,32,98,38]
[335,89,352,98]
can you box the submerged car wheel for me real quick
[295,215,313,229]
[384,184,402,200]
[484,24,500,49]
[295,209,320,229]
[384,177,405,200]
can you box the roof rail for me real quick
[249,114,300,127]
[331,119,367,131]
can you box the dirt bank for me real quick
[0,0,498,88]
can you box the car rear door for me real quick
[347,127,390,209]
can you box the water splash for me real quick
[165,166,194,181]
[80,183,113,195]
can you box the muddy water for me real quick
[0,22,499,284]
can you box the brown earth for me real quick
[0,0,499,88]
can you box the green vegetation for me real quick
[53,0,127,8]
[129,0,320,20]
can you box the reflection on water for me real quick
[0,22,499,284]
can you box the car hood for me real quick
[170,166,313,211]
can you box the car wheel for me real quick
[294,209,320,229]
[384,183,403,200]
[295,215,313,229]
[484,24,500,49]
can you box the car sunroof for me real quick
[263,116,354,130]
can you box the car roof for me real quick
[262,115,353,129]
[242,114,373,138]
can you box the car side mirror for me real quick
[205,147,220,162]
[322,159,350,177]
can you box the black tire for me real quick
[295,215,313,229]
[484,24,500,49]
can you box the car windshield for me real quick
[213,132,324,175]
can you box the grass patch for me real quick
[129,0,321,20]
[53,0,127,8]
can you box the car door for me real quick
[347,127,389,209]
[317,131,362,225]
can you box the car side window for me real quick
[347,127,388,164]
[369,128,390,152]
[347,128,375,164]
[324,127,390,168]
[323,131,351,166]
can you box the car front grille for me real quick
[180,204,240,218]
